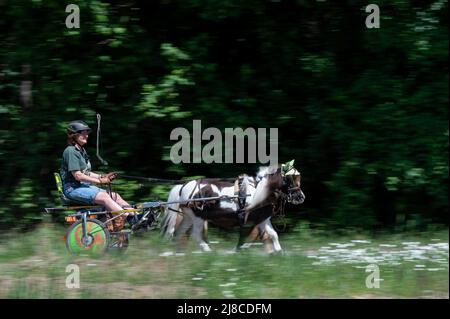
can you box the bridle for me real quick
[282,170,302,199]
[268,172,301,231]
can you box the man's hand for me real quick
[106,172,117,181]
[98,175,111,184]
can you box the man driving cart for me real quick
[60,120,138,227]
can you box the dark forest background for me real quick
[0,0,448,230]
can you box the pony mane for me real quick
[255,165,280,182]
[247,165,281,211]
[255,166,269,182]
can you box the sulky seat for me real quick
[54,172,98,207]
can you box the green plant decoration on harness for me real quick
[282,159,296,176]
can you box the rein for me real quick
[118,174,197,184]
[118,174,236,184]
[241,187,289,227]
[273,190,287,218]
[272,191,288,231]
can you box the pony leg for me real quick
[191,215,211,252]
[174,208,193,251]
[203,220,208,242]
[257,219,275,253]
[248,225,260,242]
[264,219,282,253]
[236,225,253,251]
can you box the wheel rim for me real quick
[67,220,108,254]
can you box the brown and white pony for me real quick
[160,165,305,253]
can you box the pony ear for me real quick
[266,164,280,175]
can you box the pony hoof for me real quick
[200,244,212,252]
[270,249,284,256]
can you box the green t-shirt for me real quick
[60,145,92,185]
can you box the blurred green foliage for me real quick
[0,0,448,230]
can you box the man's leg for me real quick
[108,191,141,226]
[109,192,130,208]
[94,191,123,212]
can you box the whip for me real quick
[96,113,108,166]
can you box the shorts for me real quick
[63,182,106,205]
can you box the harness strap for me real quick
[188,179,198,207]
[180,179,204,211]
[168,207,183,214]
[234,174,247,211]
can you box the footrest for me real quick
[110,230,132,235]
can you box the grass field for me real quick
[0,221,448,299]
